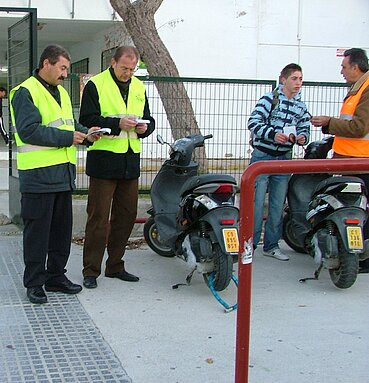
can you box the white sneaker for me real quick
[263,248,289,261]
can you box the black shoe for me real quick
[83,276,97,289]
[105,270,139,282]
[45,278,83,294]
[27,286,47,304]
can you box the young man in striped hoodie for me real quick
[248,63,311,261]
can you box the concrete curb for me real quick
[0,194,152,239]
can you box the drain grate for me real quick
[0,237,132,383]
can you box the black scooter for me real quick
[283,136,369,288]
[144,134,239,293]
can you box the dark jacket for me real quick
[79,68,155,179]
[11,72,88,193]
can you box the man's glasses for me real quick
[121,66,138,74]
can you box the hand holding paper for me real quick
[135,118,150,124]
[86,127,111,137]
[283,126,296,137]
[283,126,296,143]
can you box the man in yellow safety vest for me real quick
[10,45,100,304]
[79,46,155,289]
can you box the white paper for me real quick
[86,127,111,137]
[283,125,296,137]
[135,118,150,124]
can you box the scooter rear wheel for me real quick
[143,216,175,257]
[329,239,359,289]
[203,244,233,292]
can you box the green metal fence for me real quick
[66,76,348,192]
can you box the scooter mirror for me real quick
[157,135,165,145]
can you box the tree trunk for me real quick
[110,0,208,171]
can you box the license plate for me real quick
[222,228,239,253]
[346,226,363,250]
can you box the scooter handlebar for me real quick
[203,134,213,140]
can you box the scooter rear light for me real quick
[345,218,360,224]
[215,184,234,194]
[221,219,235,225]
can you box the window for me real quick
[101,47,117,71]
[70,58,89,106]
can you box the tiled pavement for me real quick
[0,236,132,383]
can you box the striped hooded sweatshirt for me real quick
[248,84,311,156]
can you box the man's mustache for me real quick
[58,76,66,81]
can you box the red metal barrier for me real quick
[135,217,147,224]
[235,158,369,383]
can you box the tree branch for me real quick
[148,0,164,13]
[109,0,208,169]
[110,0,164,14]
[134,0,164,13]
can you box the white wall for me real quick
[3,0,115,20]
[154,0,369,82]
[1,0,368,82]
[68,33,106,75]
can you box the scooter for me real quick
[144,134,239,295]
[283,136,369,289]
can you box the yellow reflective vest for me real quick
[333,76,369,157]
[10,77,76,170]
[87,69,145,154]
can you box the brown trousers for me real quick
[83,177,138,277]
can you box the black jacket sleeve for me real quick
[138,94,155,138]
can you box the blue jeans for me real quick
[250,148,291,251]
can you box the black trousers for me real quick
[0,117,8,145]
[21,191,73,288]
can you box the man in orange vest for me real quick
[312,48,369,273]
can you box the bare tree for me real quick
[110,0,208,170]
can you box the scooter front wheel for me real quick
[282,212,307,254]
[143,216,175,257]
[203,244,233,292]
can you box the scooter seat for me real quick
[180,174,237,196]
[313,176,365,197]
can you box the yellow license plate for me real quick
[347,226,363,250]
[222,228,239,253]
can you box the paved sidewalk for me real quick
[0,236,132,383]
[1,230,368,383]
[0,146,369,382]
[69,243,369,383]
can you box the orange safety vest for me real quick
[333,76,369,157]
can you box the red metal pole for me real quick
[135,217,147,224]
[235,158,369,383]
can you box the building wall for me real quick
[1,0,368,82]
[3,0,115,20]
[154,0,369,82]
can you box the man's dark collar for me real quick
[34,68,58,92]
[109,67,131,86]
